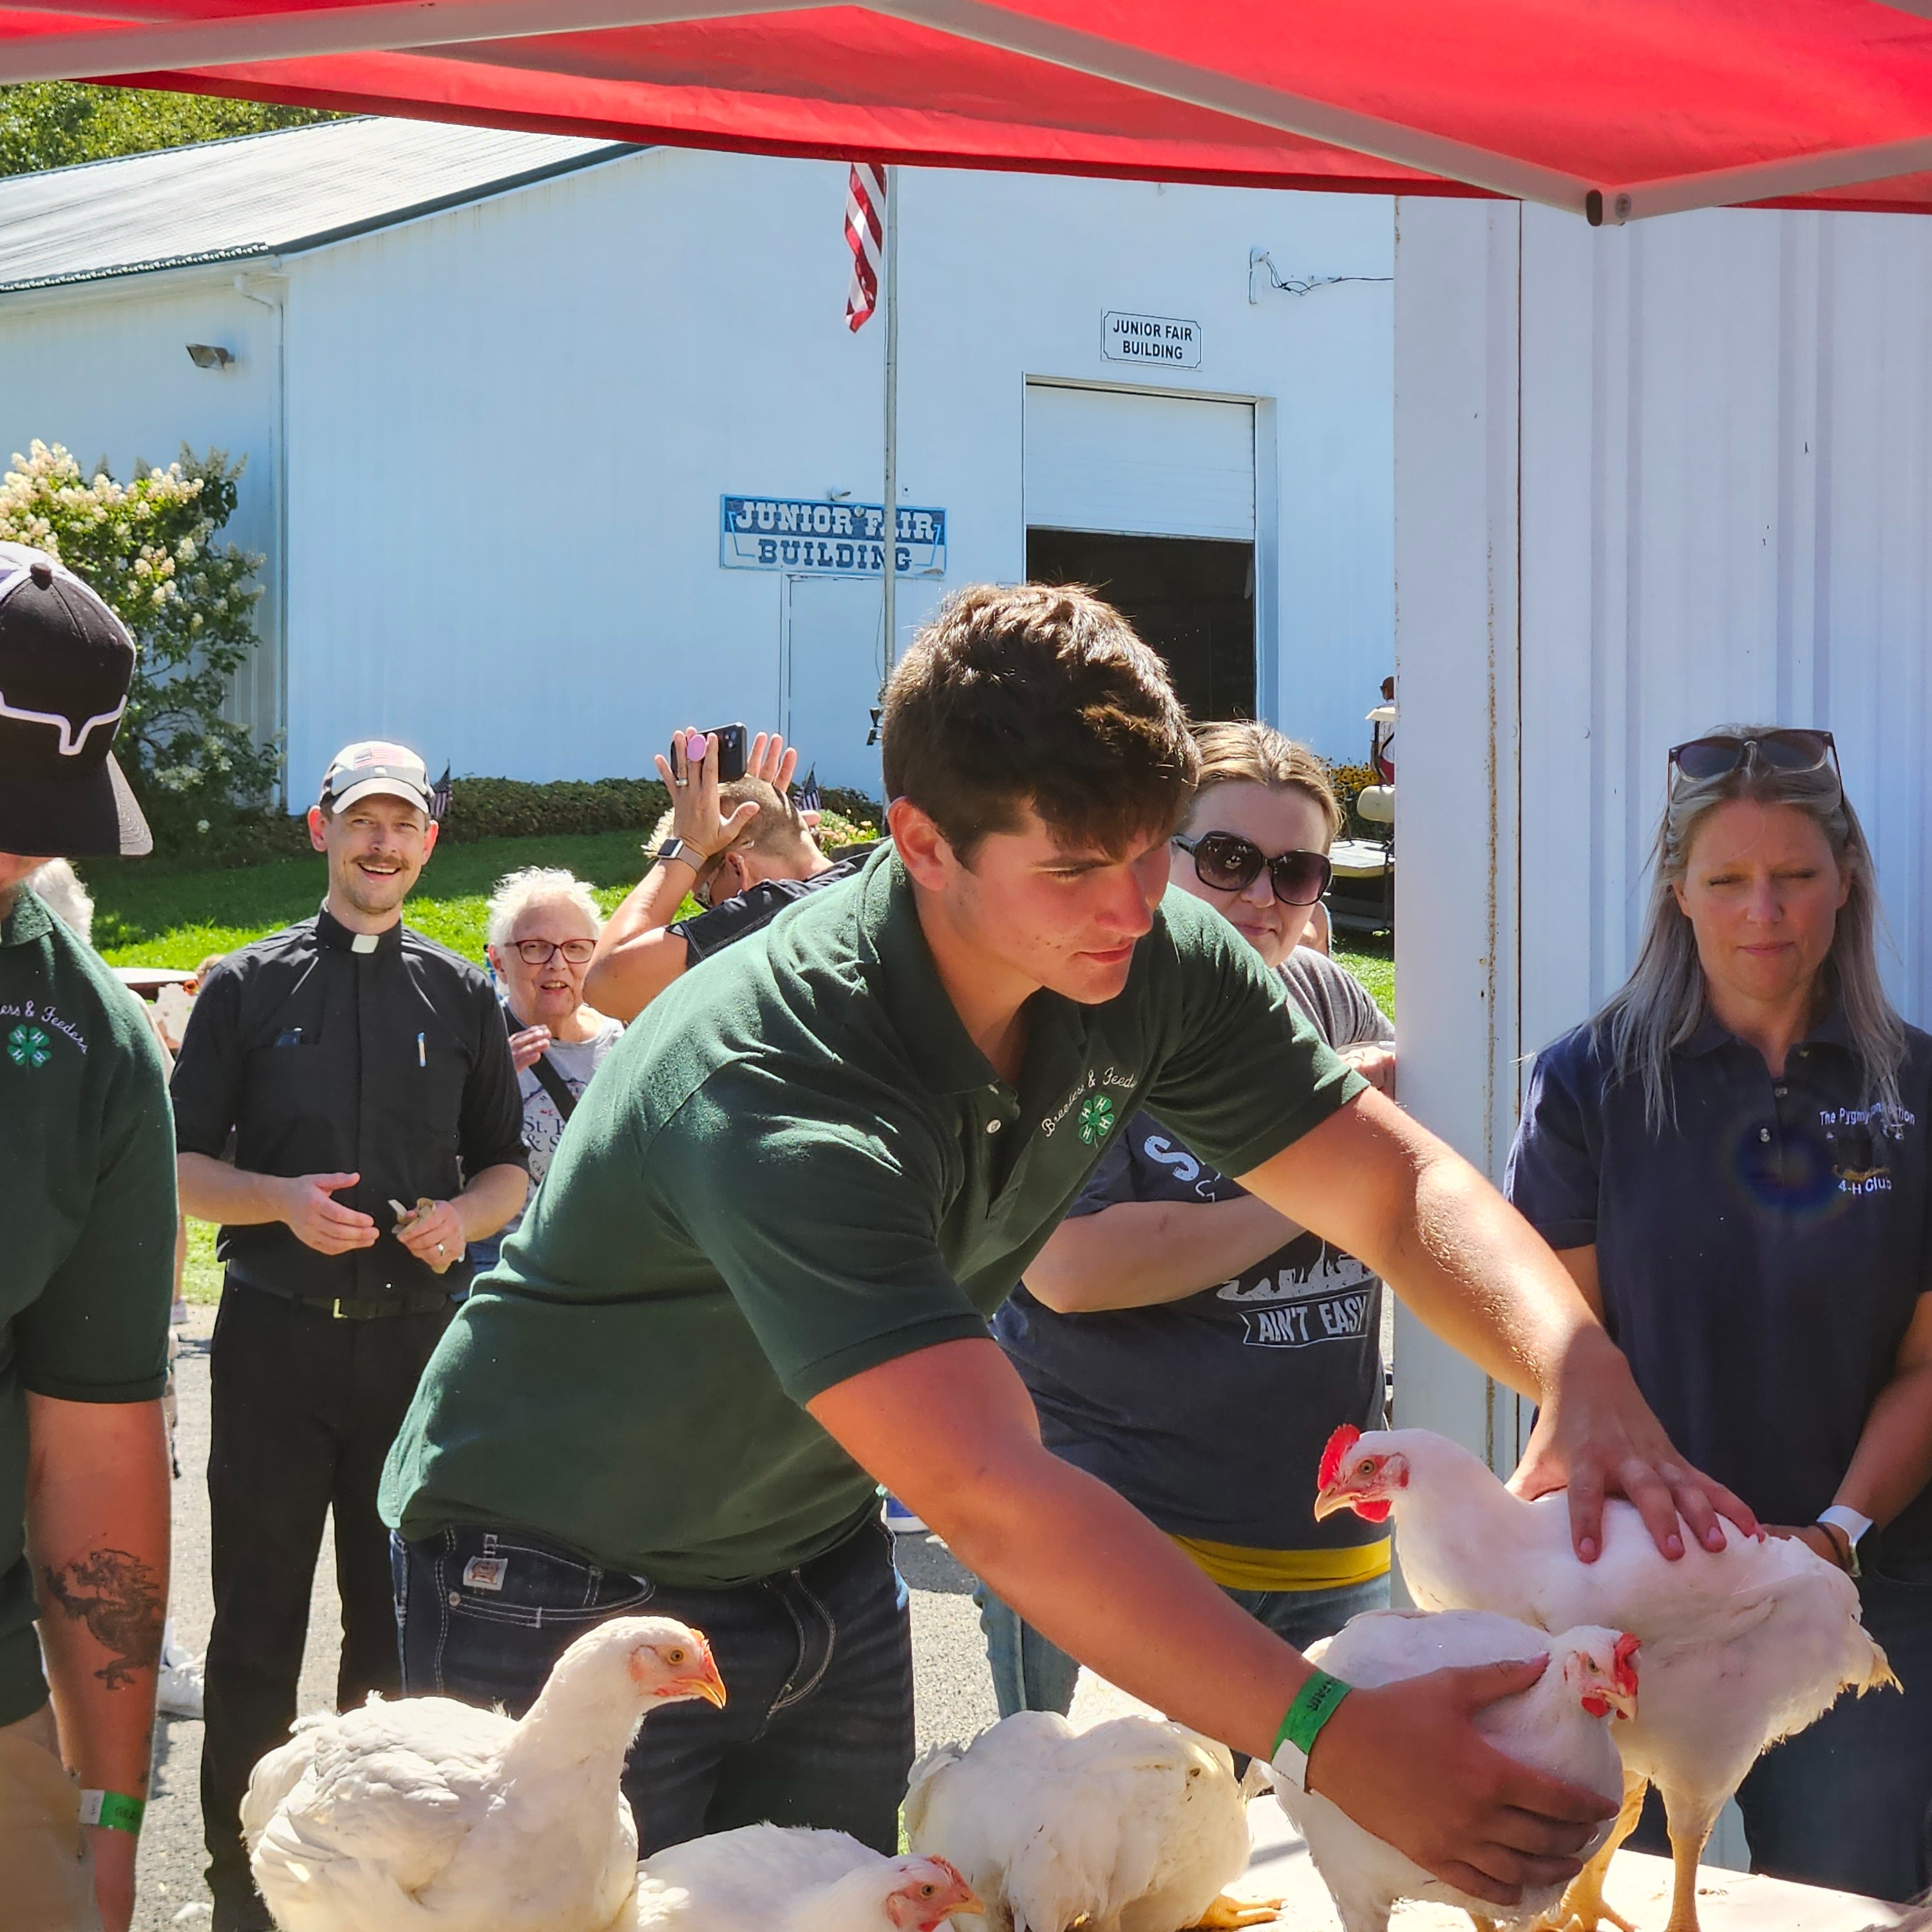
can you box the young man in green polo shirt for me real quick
[383,583,1754,1913]
[0,545,177,1932]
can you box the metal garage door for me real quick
[1023,382,1255,540]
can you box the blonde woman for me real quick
[1506,727,1932,1902]
[983,721,1396,1716]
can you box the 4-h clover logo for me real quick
[6,1023,51,1068]
[1077,1092,1115,1146]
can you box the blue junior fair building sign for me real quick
[720,496,947,577]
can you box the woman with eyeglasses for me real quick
[978,721,1396,1717]
[1506,726,1932,1904]
[473,868,623,1270]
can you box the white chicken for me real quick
[1313,1425,1899,1932]
[905,1705,1272,1932]
[1273,1609,1637,1932]
[627,1823,982,1931]
[241,1614,728,1932]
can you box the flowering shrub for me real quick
[0,440,279,836]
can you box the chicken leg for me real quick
[1656,1787,1721,1932]
[1541,1770,1644,1932]
[1188,1895,1281,1928]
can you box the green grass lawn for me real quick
[95,833,1398,1018]
[91,829,658,969]
[1333,934,1394,1016]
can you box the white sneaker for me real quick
[883,1495,927,1535]
[158,1620,205,1719]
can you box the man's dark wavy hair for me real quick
[880,583,1198,863]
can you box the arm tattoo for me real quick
[41,1549,164,1689]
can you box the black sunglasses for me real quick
[1173,831,1333,907]
[1668,728,1841,790]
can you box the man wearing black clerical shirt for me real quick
[170,741,527,1931]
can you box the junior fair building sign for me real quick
[719,497,947,577]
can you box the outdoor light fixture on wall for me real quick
[185,343,234,369]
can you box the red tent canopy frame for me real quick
[7,0,1932,223]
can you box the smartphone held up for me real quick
[670,723,748,783]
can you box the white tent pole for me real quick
[882,164,900,676]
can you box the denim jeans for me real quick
[973,1568,1392,1719]
[1629,1547,1932,1902]
[392,1513,914,1854]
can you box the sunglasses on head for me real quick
[1172,830,1333,907]
[1667,728,1841,790]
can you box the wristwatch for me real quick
[1815,1504,1872,1578]
[654,836,710,871]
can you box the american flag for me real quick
[844,162,886,331]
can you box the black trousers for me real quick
[200,1280,452,1925]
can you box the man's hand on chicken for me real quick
[1509,1324,1760,1564]
[811,1086,1759,1917]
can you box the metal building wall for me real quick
[1393,196,1932,1468]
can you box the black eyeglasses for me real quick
[509,938,596,965]
[1668,729,1841,790]
[1172,831,1333,907]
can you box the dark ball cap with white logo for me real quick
[0,542,152,858]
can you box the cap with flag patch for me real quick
[0,542,152,858]
[319,741,434,815]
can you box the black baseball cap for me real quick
[0,543,152,858]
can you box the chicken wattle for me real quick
[1314,1425,1898,1932]
[241,1613,728,1932]
[1275,1609,1636,1932]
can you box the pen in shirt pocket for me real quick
[417,1031,426,1068]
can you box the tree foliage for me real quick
[0,82,331,178]
[0,441,281,835]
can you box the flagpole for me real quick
[881,164,900,676]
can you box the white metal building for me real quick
[0,118,1397,795]
[1394,198,1932,1476]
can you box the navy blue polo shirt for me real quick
[1506,1005,1932,1564]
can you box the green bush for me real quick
[136,774,887,872]
[0,440,281,840]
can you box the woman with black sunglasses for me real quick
[1506,726,1932,1904]
[978,721,1396,1717]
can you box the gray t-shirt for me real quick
[992,947,1394,1552]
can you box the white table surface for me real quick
[1231,1792,1911,1931]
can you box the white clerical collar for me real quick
[350,931,380,954]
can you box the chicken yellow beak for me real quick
[1311,1482,1350,1522]
[677,1634,728,1708]
[951,1883,986,1918]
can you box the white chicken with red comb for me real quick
[1274,1608,1638,1932]
[1313,1425,1898,1932]
[628,1823,982,1931]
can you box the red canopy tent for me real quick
[6,0,1932,225]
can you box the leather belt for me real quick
[227,1271,454,1321]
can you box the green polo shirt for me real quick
[381,848,1363,1587]
[1,887,176,1726]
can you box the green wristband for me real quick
[1271,1669,1353,1787]
[78,1790,144,1835]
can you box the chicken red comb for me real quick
[1613,1632,1640,1694]
[1318,1424,1363,1492]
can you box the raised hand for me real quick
[652,727,759,859]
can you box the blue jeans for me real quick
[1629,1549,1932,1902]
[392,1515,914,1854]
[973,1568,1392,1719]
